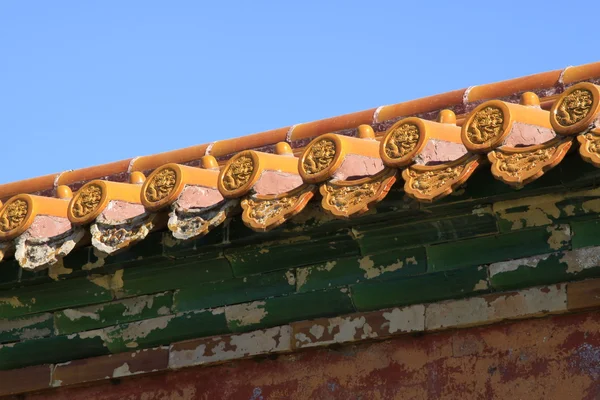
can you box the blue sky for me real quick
[1,1,597,184]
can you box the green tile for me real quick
[571,218,600,249]
[354,210,497,254]
[225,230,360,276]
[54,292,173,335]
[102,309,229,353]
[489,247,600,291]
[351,265,488,311]
[0,313,53,344]
[296,247,427,293]
[174,270,295,312]
[426,225,570,272]
[225,289,355,332]
[118,256,232,297]
[0,332,109,370]
[0,259,20,289]
[0,277,112,318]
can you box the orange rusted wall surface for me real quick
[15,310,600,400]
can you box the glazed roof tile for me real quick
[2,60,600,269]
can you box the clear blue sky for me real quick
[1,1,597,184]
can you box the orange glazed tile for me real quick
[289,109,376,142]
[56,158,132,186]
[209,127,290,158]
[131,144,210,173]
[562,61,600,84]
[0,173,57,201]
[376,89,466,123]
[467,69,562,102]
[0,194,69,241]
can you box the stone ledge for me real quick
[4,278,600,396]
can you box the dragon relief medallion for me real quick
[584,133,600,157]
[303,139,336,175]
[408,166,465,195]
[467,106,505,145]
[384,123,420,160]
[0,199,28,232]
[555,89,594,126]
[72,184,103,218]
[222,155,254,191]
[146,168,177,203]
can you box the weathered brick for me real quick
[0,313,53,343]
[493,187,600,232]
[0,364,51,396]
[489,246,600,290]
[0,332,109,370]
[351,265,489,311]
[224,289,355,332]
[101,309,229,353]
[570,218,600,249]
[427,224,571,272]
[52,347,168,387]
[0,277,112,319]
[296,247,426,293]
[225,231,360,276]
[54,292,173,335]
[567,278,600,311]
[291,304,424,349]
[354,208,497,255]
[425,285,567,330]
[174,270,295,312]
[169,326,291,369]
[117,256,232,297]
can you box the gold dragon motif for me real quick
[246,196,298,224]
[222,155,254,191]
[584,132,600,157]
[407,165,465,196]
[555,89,594,126]
[0,199,28,232]
[303,139,336,175]
[145,168,177,203]
[467,106,504,144]
[494,147,555,178]
[72,184,103,218]
[384,123,420,160]
[324,182,378,213]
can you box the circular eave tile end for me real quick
[0,194,34,241]
[298,134,343,183]
[380,118,426,168]
[218,151,260,198]
[550,82,600,136]
[461,100,512,153]
[67,181,109,225]
[141,164,184,211]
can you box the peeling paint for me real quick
[89,269,124,291]
[547,225,571,250]
[382,306,425,334]
[489,253,551,276]
[285,270,296,286]
[0,297,24,308]
[112,363,131,378]
[473,279,489,291]
[493,194,562,230]
[225,302,267,327]
[561,247,600,274]
[62,309,101,321]
[358,255,407,279]
[48,260,73,281]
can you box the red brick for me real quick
[0,364,51,396]
[51,347,168,387]
[567,278,600,311]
